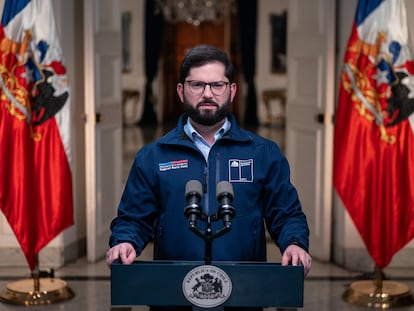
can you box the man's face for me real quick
[177,62,237,126]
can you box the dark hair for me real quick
[179,45,234,83]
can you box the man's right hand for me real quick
[106,242,137,265]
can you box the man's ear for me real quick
[177,83,184,102]
[230,82,237,102]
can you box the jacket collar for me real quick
[159,113,252,145]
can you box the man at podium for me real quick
[106,44,312,311]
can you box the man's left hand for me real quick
[281,244,312,276]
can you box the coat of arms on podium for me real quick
[182,265,232,308]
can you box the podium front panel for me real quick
[111,260,304,308]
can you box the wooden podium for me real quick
[111,260,304,310]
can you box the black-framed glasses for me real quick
[185,80,230,96]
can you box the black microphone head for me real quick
[185,180,203,199]
[216,181,234,200]
[184,180,203,225]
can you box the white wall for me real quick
[121,0,145,123]
[40,0,87,267]
[256,0,288,124]
[55,0,87,265]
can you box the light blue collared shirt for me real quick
[184,117,231,161]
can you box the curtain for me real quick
[139,0,163,125]
[237,0,258,125]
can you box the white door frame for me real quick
[286,0,336,261]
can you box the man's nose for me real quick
[202,84,214,96]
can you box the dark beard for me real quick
[183,96,231,126]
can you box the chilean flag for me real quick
[334,0,414,269]
[0,0,73,270]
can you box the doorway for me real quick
[160,16,243,124]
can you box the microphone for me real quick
[216,181,236,228]
[184,180,203,227]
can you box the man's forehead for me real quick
[187,62,226,78]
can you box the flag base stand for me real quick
[0,277,75,305]
[342,280,414,309]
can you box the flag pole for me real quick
[374,265,383,293]
[0,255,75,305]
[32,262,40,293]
[342,266,414,308]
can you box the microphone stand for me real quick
[184,180,235,265]
[187,211,233,265]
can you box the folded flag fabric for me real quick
[0,0,73,270]
[334,0,414,269]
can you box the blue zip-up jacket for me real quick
[109,113,309,261]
